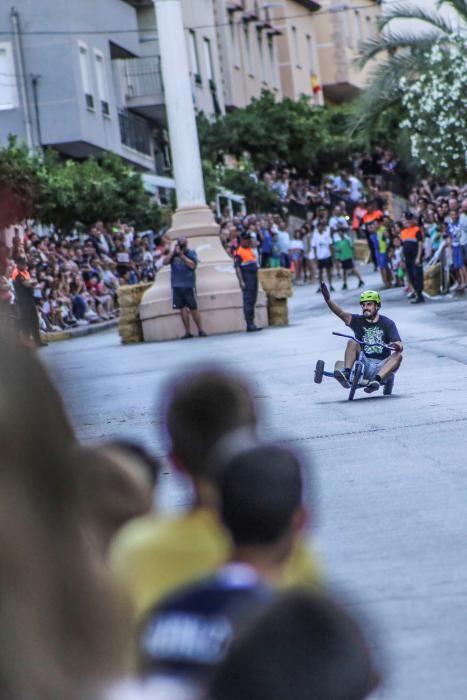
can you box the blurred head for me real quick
[209,590,380,700]
[217,444,305,565]
[76,442,159,554]
[163,367,257,481]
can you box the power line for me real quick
[0,1,402,37]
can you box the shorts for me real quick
[462,244,467,265]
[361,355,393,380]
[341,258,354,271]
[377,252,389,269]
[172,287,197,310]
[452,246,464,271]
[317,256,333,270]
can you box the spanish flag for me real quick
[311,73,321,94]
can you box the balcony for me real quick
[118,109,152,156]
[117,55,166,122]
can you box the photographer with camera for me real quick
[163,236,207,339]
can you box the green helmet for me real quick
[360,290,381,306]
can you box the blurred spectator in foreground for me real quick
[111,367,322,627]
[0,340,127,699]
[137,444,307,696]
[208,590,380,700]
[77,440,160,556]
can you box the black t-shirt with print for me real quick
[349,314,401,360]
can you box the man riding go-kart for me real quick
[321,283,403,394]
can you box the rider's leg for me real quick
[376,352,403,381]
[344,340,359,370]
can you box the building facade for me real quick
[314,0,382,103]
[273,0,323,105]
[0,0,224,179]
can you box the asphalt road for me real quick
[44,270,467,700]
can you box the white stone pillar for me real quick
[154,0,206,210]
[140,0,267,341]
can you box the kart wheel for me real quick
[383,375,394,396]
[314,360,325,384]
[348,364,362,401]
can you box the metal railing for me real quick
[121,56,164,101]
[118,109,152,156]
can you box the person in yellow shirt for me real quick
[110,368,322,625]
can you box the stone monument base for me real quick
[140,206,267,342]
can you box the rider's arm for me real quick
[320,283,352,325]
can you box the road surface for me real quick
[44,273,467,700]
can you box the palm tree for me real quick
[349,0,467,136]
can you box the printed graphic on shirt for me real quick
[362,325,384,356]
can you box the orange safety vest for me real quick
[362,210,384,224]
[11,267,30,281]
[235,246,257,265]
[352,207,367,230]
[400,226,420,242]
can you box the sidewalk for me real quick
[43,318,118,343]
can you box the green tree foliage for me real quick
[198,91,358,176]
[0,140,162,233]
[351,0,467,137]
[0,137,40,229]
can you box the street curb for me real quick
[44,319,118,343]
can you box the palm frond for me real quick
[348,53,424,137]
[357,31,442,67]
[378,3,455,34]
[438,0,467,23]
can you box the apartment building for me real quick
[315,0,382,103]
[0,0,224,181]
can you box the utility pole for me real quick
[10,7,34,151]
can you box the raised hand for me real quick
[321,282,331,302]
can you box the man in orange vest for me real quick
[400,212,425,304]
[234,233,262,332]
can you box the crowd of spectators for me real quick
[0,220,172,344]
[1,148,467,346]
[219,156,467,300]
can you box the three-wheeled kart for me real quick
[314,331,396,401]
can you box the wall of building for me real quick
[314,0,381,101]
[0,0,155,170]
[214,0,282,110]
[274,0,323,105]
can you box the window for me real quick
[268,35,276,87]
[243,23,253,75]
[188,30,201,84]
[354,10,363,44]
[229,18,240,67]
[203,38,214,83]
[78,42,94,110]
[257,30,265,81]
[0,42,18,110]
[291,26,301,68]
[94,50,110,116]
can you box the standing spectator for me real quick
[234,232,262,332]
[11,257,43,346]
[312,222,335,293]
[163,237,207,339]
[334,228,364,291]
[400,212,425,303]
